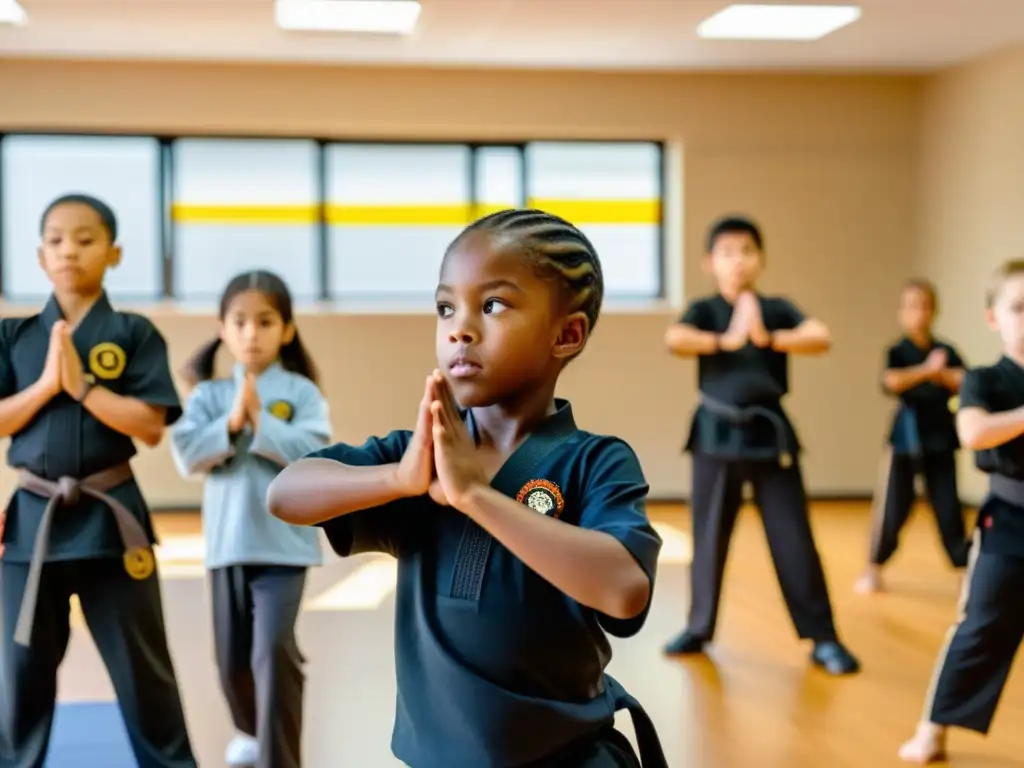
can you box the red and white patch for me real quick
[516,479,565,519]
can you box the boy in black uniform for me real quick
[856,279,969,594]
[899,259,1024,764]
[663,214,859,675]
[269,209,668,768]
[0,194,196,768]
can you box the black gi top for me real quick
[680,293,806,461]
[0,293,182,562]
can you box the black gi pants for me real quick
[687,454,838,642]
[924,533,1024,733]
[0,559,195,768]
[869,450,969,568]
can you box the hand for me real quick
[395,374,436,497]
[40,322,64,397]
[0,510,5,560]
[744,292,771,348]
[428,480,450,506]
[925,348,948,378]
[228,375,253,433]
[242,372,261,419]
[718,296,751,352]
[58,323,86,399]
[430,370,487,509]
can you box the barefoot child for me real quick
[268,209,668,767]
[856,280,968,594]
[0,194,195,767]
[662,214,859,675]
[171,271,331,768]
[899,260,1024,764]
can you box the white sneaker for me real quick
[225,733,260,766]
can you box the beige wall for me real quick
[917,46,1024,504]
[0,61,923,506]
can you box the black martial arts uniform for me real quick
[311,400,668,768]
[666,293,858,675]
[0,293,196,768]
[869,337,969,568]
[923,356,1024,734]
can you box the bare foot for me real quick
[898,723,947,764]
[854,567,884,594]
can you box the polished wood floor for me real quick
[56,502,1024,767]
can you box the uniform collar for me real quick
[233,361,284,383]
[465,399,576,442]
[41,291,112,332]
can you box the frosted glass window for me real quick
[172,138,320,301]
[326,144,471,298]
[1,135,162,300]
[474,146,523,215]
[526,142,662,298]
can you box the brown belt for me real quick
[13,462,155,647]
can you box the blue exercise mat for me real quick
[46,702,134,767]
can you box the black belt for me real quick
[607,675,668,768]
[13,463,155,647]
[989,474,1024,507]
[699,395,792,467]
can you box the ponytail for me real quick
[180,337,222,388]
[279,329,320,388]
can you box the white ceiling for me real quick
[2,0,1024,71]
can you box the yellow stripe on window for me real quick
[169,200,661,227]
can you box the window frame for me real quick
[0,131,666,303]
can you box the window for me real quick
[0,135,664,304]
[326,143,471,299]
[525,142,662,298]
[171,138,321,301]
[1,134,162,301]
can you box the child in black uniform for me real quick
[0,195,196,768]
[663,214,859,675]
[855,279,969,594]
[899,260,1024,764]
[268,209,668,768]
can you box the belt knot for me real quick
[56,476,82,505]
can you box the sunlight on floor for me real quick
[304,557,399,611]
[137,518,692,615]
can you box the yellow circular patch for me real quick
[123,547,155,580]
[267,400,294,421]
[949,395,960,411]
[88,342,127,380]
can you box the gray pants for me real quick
[211,565,307,768]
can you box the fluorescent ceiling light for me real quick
[0,0,27,26]
[697,4,861,41]
[275,0,421,34]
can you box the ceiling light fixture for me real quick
[0,0,27,26]
[275,0,422,35]
[697,4,861,41]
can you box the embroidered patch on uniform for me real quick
[516,479,565,519]
[88,342,127,380]
[267,400,294,422]
[123,547,155,580]
[948,395,959,411]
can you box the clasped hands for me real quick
[718,291,771,352]
[922,347,951,383]
[395,370,488,509]
[42,321,92,401]
[228,372,262,434]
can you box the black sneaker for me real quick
[664,630,707,655]
[811,640,860,675]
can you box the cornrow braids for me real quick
[455,208,605,336]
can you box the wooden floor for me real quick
[56,502,1024,768]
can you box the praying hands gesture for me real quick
[57,322,90,400]
[719,291,769,351]
[228,372,260,434]
[395,371,484,508]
